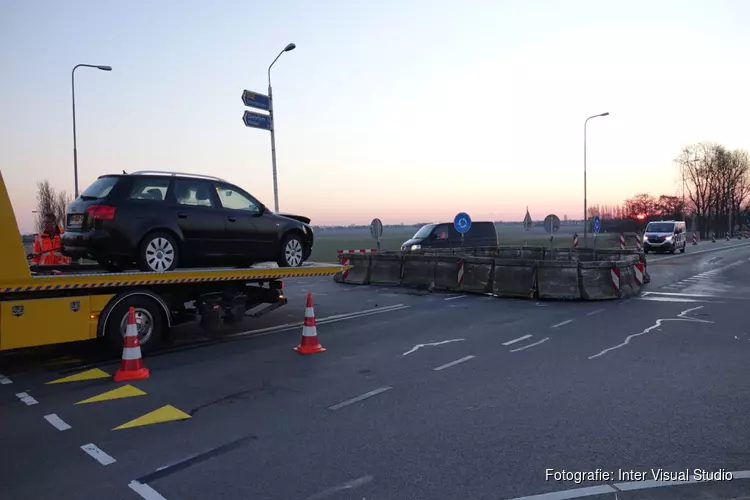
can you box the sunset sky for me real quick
[2,0,749,233]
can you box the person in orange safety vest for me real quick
[31,212,70,265]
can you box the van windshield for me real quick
[412,224,436,239]
[646,222,676,233]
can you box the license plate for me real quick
[68,214,83,227]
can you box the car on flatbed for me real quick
[0,169,344,354]
[62,171,314,272]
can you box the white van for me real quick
[643,220,687,254]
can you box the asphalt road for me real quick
[3,239,750,499]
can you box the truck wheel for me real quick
[277,233,305,268]
[104,295,165,355]
[139,232,179,272]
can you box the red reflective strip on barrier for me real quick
[457,262,464,286]
[619,233,625,250]
[611,267,620,292]
[573,234,579,248]
[342,257,350,279]
[634,262,644,285]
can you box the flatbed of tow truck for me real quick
[0,171,346,353]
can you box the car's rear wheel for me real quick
[138,232,179,272]
[277,233,305,268]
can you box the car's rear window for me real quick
[81,176,119,199]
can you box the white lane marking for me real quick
[510,337,550,352]
[306,475,374,500]
[586,309,605,316]
[402,339,465,356]
[328,387,393,411]
[15,392,38,406]
[508,470,750,499]
[0,374,12,384]
[589,306,712,360]
[80,444,116,465]
[129,480,169,500]
[227,304,410,339]
[503,334,533,346]
[433,355,476,371]
[551,319,573,328]
[638,296,705,303]
[444,294,466,301]
[507,484,616,499]
[641,291,717,298]
[44,414,71,431]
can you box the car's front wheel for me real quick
[277,233,305,268]
[138,232,179,272]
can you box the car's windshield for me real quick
[81,176,118,199]
[412,224,436,239]
[646,222,676,233]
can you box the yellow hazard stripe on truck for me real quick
[1,266,344,294]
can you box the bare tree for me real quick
[35,180,71,232]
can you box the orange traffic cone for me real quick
[114,307,150,382]
[294,293,326,354]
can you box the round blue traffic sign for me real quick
[454,212,472,234]
[593,215,601,234]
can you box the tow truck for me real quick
[0,171,345,354]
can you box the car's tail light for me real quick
[86,205,116,220]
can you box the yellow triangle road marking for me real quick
[75,384,146,405]
[113,405,191,431]
[46,368,110,385]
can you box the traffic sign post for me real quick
[242,110,272,131]
[454,212,472,252]
[241,90,271,111]
[370,218,383,251]
[592,215,601,256]
[544,214,561,257]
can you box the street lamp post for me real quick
[267,43,296,213]
[583,112,609,247]
[72,64,112,198]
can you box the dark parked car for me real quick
[62,171,314,272]
[401,221,498,251]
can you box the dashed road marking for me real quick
[128,480,169,500]
[328,386,393,411]
[0,373,12,385]
[433,355,476,371]
[551,319,573,328]
[16,392,38,406]
[81,443,116,465]
[44,413,71,431]
[444,294,466,301]
[510,337,550,352]
[503,334,532,346]
[306,475,374,500]
[586,309,605,316]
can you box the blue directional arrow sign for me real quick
[454,212,472,234]
[243,110,272,131]
[241,90,270,111]
[593,215,601,234]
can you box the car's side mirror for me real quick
[254,203,266,216]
